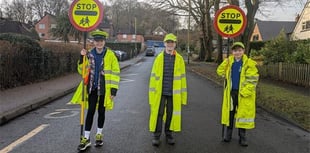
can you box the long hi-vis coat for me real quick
[71,48,120,110]
[149,51,187,132]
[217,55,259,129]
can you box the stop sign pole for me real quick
[213,5,246,141]
[68,0,104,140]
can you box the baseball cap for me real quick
[231,42,245,49]
[164,33,177,42]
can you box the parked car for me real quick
[145,47,155,56]
[113,50,128,61]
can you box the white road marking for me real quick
[120,78,134,83]
[121,73,138,77]
[44,109,79,119]
[135,63,142,66]
[0,124,49,153]
[55,108,80,111]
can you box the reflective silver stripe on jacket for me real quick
[246,76,259,80]
[236,118,254,123]
[174,73,186,80]
[104,70,120,75]
[173,111,181,115]
[173,88,187,94]
[105,80,119,86]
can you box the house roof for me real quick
[153,26,167,35]
[35,12,56,25]
[0,18,38,39]
[256,20,296,40]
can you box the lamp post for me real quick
[187,0,191,64]
[134,17,137,56]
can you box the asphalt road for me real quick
[0,56,309,153]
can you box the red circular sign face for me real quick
[213,5,247,38]
[68,0,104,32]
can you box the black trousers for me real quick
[85,89,105,131]
[228,90,239,129]
[154,95,173,137]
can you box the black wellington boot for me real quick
[152,136,160,146]
[166,134,175,145]
[224,128,233,142]
[238,128,248,147]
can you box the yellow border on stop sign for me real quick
[216,8,245,35]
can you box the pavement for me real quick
[0,54,145,125]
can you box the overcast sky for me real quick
[0,0,307,21]
[254,0,307,21]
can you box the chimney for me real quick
[295,14,300,22]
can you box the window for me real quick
[51,24,56,29]
[252,34,259,41]
[39,33,45,37]
[132,34,136,39]
[301,20,310,31]
[155,32,158,35]
[39,24,45,29]
[122,34,127,39]
[159,32,163,35]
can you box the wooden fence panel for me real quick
[258,63,310,87]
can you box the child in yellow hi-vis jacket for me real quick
[217,42,259,147]
[71,29,120,151]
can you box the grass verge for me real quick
[256,83,310,131]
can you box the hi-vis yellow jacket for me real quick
[217,55,259,129]
[149,51,187,132]
[71,48,120,110]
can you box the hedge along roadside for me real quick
[0,33,81,90]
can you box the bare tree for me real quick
[214,0,223,64]
[29,0,45,19]
[29,0,69,19]
[108,0,177,35]
[242,0,259,55]
[152,0,213,61]
[3,0,33,23]
[2,0,69,23]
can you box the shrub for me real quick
[0,34,80,90]
[39,42,81,79]
[250,41,266,51]
[0,33,43,88]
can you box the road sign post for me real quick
[68,0,104,146]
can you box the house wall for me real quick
[35,15,56,40]
[116,34,144,43]
[250,24,263,41]
[292,2,310,40]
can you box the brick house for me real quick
[116,33,144,43]
[152,26,167,36]
[35,13,56,40]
